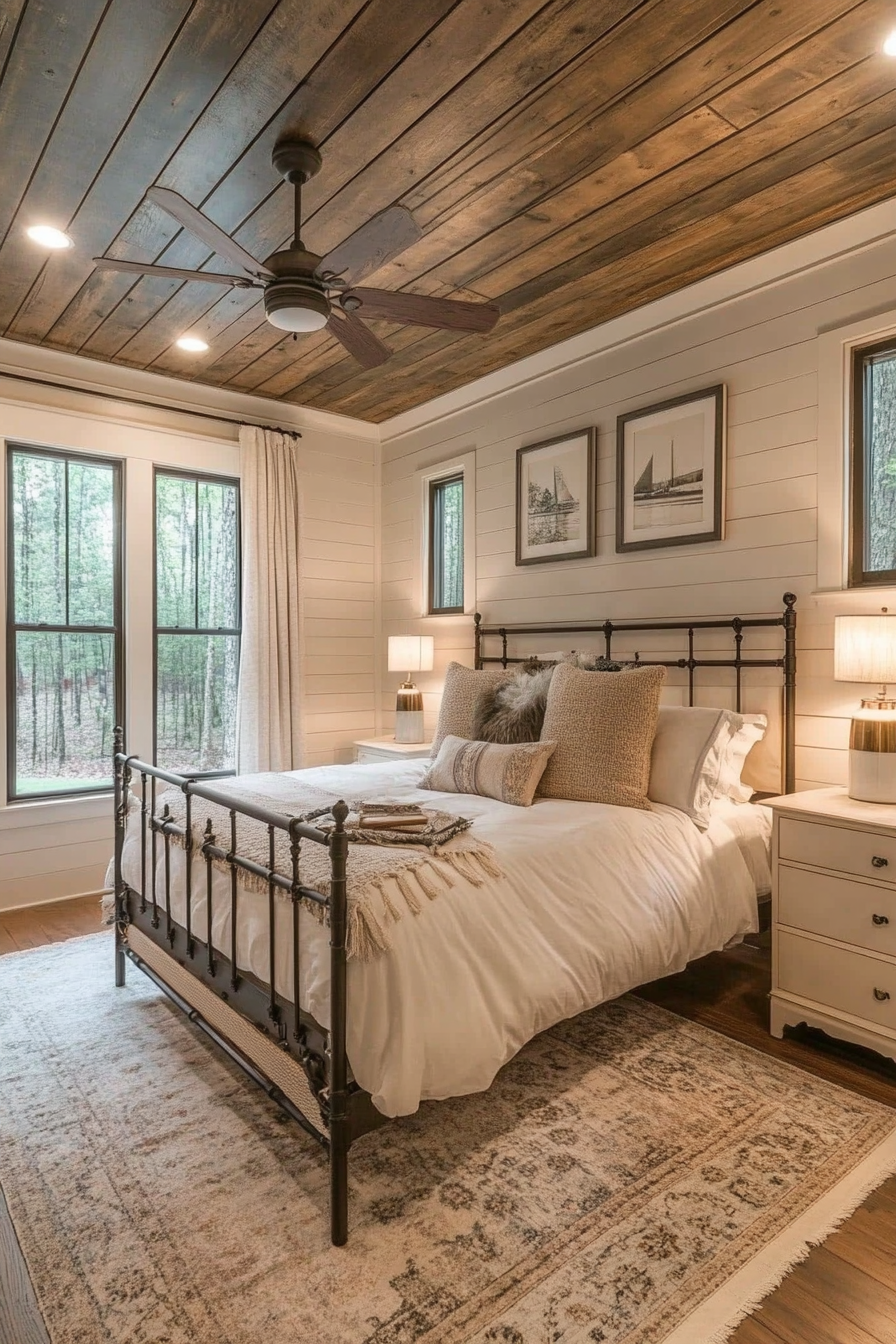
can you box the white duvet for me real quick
[119,760,766,1117]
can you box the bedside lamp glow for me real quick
[834,611,896,803]
[387,636,434,744]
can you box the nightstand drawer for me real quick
[778,817,896,884]
[356,749,382,763]
[778,931,896,1032]
[778,865,896,955]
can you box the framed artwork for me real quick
[515,428,595,566]
[616,384,726,552]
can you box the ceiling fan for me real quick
[92,138,500,368]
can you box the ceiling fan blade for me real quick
[340,287,499,333]
[146,187,274,280]
[325,311,391,368]
[92,257,262,287]
[318,206,422,285]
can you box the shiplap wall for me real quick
[0,380,376,911]
[299,425,377,768]
[378,231,896,792]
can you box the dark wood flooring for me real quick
[1,898,895,1344]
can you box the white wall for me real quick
[377,203,896,793]
[0,348,377,910]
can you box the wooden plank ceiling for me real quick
[2,0,896,423]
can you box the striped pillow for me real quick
[421,735,556,807]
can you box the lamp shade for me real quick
[834,614,896,683]
[387,635,434,674]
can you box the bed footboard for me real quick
[112,729,385,1245]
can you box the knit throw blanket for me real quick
[151,774,502,962]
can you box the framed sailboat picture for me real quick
[515,428,595,566]
[616,385,726,552]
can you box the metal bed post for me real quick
[328,799,351,1247]
[783,592,797,794]
[113,724,128,988]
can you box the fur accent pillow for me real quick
[471,661,555,744]
[421,735,556,807]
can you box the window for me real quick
[7,444,123,800]
[428,473,464,614]
[851,337,896,586]
[154,469,240,775]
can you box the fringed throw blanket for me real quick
[148,774,502,962]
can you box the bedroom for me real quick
[1,1,896,1340]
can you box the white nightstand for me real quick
[353,736,433,764]
[767,788,896,1064]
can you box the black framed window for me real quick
[428,473,464,614]
[851,337,896,586]
[154,468,240,776]
[6,444,123,801]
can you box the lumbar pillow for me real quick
[421,735,556,807]
[538,661,666,807]
[431,662,512,756]
[471,661,555,744]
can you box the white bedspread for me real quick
[120,760,763,1117]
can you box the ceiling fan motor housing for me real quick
[263,246,330,332]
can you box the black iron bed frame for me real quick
[112,593,797,1246]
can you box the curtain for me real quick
[236,425,302,773]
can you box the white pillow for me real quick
[648,707,767,828]
[718,714,767,802]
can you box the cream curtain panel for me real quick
[236,425,302,773]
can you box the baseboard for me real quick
[0,888,108,916]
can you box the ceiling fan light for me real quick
[176,333,209,352]
[885,27,896,54]
[264,279,330,332]
[26,224,72,249]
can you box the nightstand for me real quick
[767,788,896,1064]
[353,736,433,764]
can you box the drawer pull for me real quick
[872,913,890,926]
[872,856,889,868]
[873,987,892,1002]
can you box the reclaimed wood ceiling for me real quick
[2,0,896,423]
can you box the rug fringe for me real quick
[660,1128,896,1344]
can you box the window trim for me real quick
[5,441,125,804]
[427,471,464,615]
[416,451,476,619]
[152,464,241,779]
[849,335,896,589]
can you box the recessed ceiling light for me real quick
[175,334,208,353]
[884,28,896,54]
[26,224,73,249]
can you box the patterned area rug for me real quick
[2,933,896,1344]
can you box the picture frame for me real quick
[616,384,726,553]
[515,428,595,567]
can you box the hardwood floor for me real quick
[1,900,895,1344]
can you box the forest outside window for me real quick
[7,444,123,801]
[428,473,464,614]
[154,469,240,775]
[851,337,896,586]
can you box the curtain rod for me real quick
[0,365,303,437]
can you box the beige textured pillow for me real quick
[431,662,512,756]
[421,735,556,807]
[538,662,666,807]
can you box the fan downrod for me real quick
[272,138,322,185]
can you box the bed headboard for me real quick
[474,593,797,795]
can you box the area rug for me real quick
[2,934,896,1344]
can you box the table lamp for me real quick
[834,611,896,803]
[388,635,434,743]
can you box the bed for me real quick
[112,595,797,1244]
